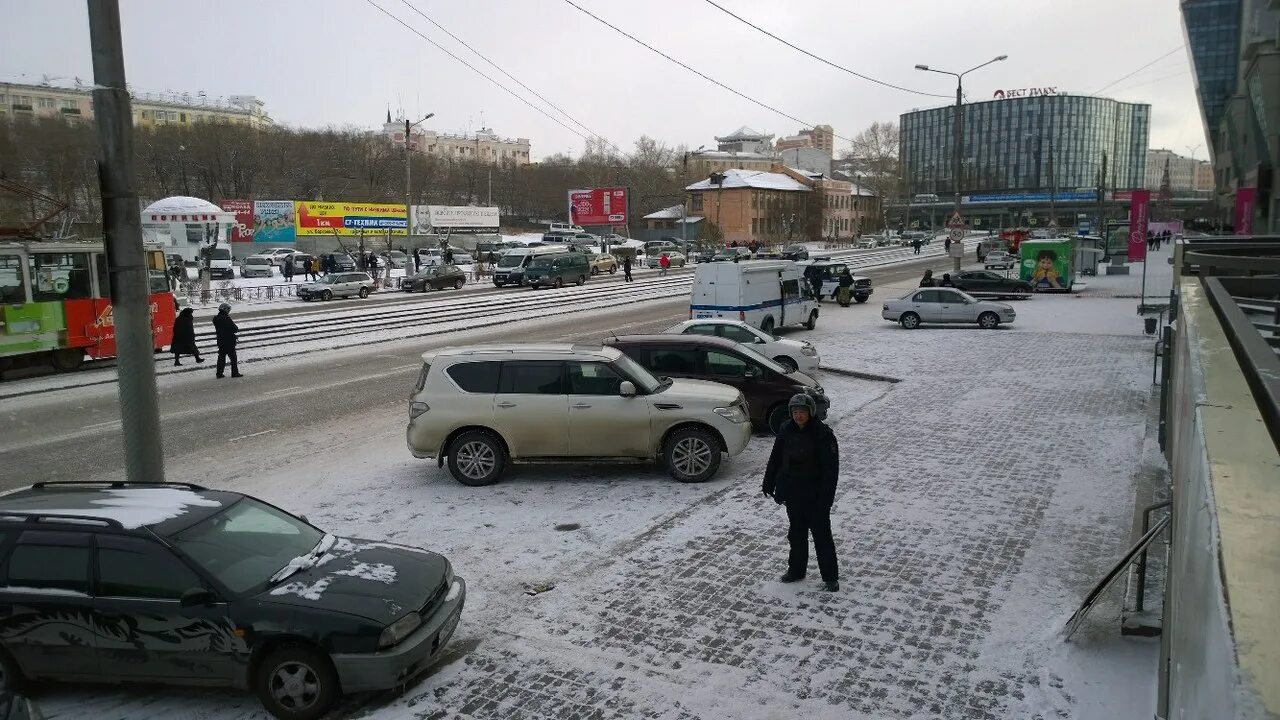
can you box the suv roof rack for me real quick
[28,481,208,491]
[0,512,124,529]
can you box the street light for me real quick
[916,55,1007,271]
[681,145,706,247]
[404,112,435,254]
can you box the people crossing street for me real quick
[212,303,242,379]
[622,255,633,282]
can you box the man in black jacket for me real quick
[763,393,840,591]
[212,303,243,378]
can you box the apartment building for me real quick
[0,80,272,127]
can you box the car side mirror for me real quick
[180,587,215,608]
[619,380,636,398]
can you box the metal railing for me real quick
[1202,276,1280,449]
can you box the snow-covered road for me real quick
[27,287,1162,719]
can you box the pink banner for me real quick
[1127,190,1151,262]
[1234,187,1257,234]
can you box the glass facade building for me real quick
[1181,0,1242,142]
[899,95,1150,198]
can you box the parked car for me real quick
[797,260,873,303]
[983,251,1017,270]
[405,344,752,485]
[241,254,277,278]
[492,246,562,287]
[949,270,1033,299]
[298,272,375,301]
[450,251,474,265]
[380,250,409,269]
[0,481,465,720]
[642,240,678,256]
[646,251,686,269]
[208,247,235,280]
[590,253,618,275]
[691,260,819,333]
[664,318,820,374]
[525,252,590,289]
[604,334,828,435]
[881,287,1016,329]
[284,253,315,276]
[260,248,297,267]
[318,252,356,272]
[781,244,810,261]
[403,264,466,292]
[711,247,753,262]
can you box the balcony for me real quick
[10,104,32,112]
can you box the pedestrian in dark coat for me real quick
[763,393,840,591]
[808,272,823,302]
[170,307,204,366]
[912,238,922,255]
[212,303,242,378]
[919,269,936,287]
[622,256,633,283]
[940,273,955,287]
[282,256,294,282]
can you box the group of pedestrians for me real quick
[918,269,954,287]
[1146,229,1173,252]
[169,303,242,379]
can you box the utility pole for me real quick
[88,0,165,483]
[403,113,434,253]
[1096,151,1108,255]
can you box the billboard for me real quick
[1127,189,1150,262]
[253,201,296,245]
[221,199,254,243]
[411,205,499,234]
[1020,239,1073,291]
[568,187,628,226]
[962,191,1095,204]
[295,201,407,237]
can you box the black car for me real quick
[318,252,356,272]
[781,244,809,261]
[403,264,467,292]
[603,334,829,434]
[0,482,465,720]
[949,269,1033,299]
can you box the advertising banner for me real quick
[568,187,628,226]
[1127,189,1150,262]
[1020,239,1073,291]
[253,201,296,245]
[411,205,499,234]
[295,201,407,237]
[962,190,1095,204]
[1234,187,1257,234]
[221,199,254,243]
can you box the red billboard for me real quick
[1127,189,1150,262]
[221,199,254,243]
[568,187,628,226]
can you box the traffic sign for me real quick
[947,211,965,229]
[948,227,965,243]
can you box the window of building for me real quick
[60,100,76,110]
[691,194,704,212]
[38,97,54,109]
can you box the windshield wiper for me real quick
[270,533,336,584]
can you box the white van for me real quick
[690,260,819,333]
[208,247,234,280]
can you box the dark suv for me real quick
[603,334,829,434]
[0,482,465,720]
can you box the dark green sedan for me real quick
[403,264,467,292]
[949,270,1033,299]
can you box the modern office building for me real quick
[0,80,272,127]
[1181,0,1278,232]
[899,94,1151,199]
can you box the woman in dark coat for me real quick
[171,307,204,366]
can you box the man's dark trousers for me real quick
[786,502,837,582]
[217,348,239,377]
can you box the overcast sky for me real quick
[2,0,1205,161]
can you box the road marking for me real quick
[262,385,304,396]
[80,419,121,431]
[228,429,277,443]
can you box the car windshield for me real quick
[733,342,791,375]
[170,497,325,595]
[496,253,526,268]
[211,249,232,260]
[414,268,438,277]
[611,352,662,393]
[246,257,270,265]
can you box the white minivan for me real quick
[690,260,819,333]
[208,247,234,280]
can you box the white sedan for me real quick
[983,251,1016,270]
[882,288,1015,329]
[664,318,820,374]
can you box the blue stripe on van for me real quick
[689,297,806,312]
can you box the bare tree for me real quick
[842,121,900,228]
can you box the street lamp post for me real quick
[916,55,1007,271]
[681,145,706,248]
[404,112,435,257]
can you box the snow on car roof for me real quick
[0,486,230,531]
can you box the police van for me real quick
[690,260,819,333]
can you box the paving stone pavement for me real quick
[379,330,1155,720]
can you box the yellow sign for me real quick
[294,201,408,237]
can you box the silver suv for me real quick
[406,344,752,486]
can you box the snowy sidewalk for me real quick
[38,296,1162,719]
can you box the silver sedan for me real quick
[881,287,1016,329]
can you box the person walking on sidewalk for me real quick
[170,307,204,367]
[212,303,243,379]
[762,393,840,592]
[282,256,294,282]
[912,237,922,255]
[658,252,671,276]
[622,255,633,282]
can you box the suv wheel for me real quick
[255,644,338,720]
[576,275,586,286]
[803,311,817,331]
[447,430,506,486]
[609,266,617,274]
[358,287,370,298]
[767,404,790,435]
[555,277,565,289]
[664,426,721,483]
[854,294,869,303]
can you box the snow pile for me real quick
[32,488,222,529]
[269,576,333,601]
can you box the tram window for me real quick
[95,253,110,297]
[29,253,93,301]
[0,254,26,304]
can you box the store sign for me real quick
[962,191,1095,204]
[221,199,254,243]
[993,87,1058,99]
[568,187,628,226]
[412,205,500,234]
[295,201,407,237]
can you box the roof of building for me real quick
[685,169,809,192]
[714,126,773,141]
[643,205,704,222]
[692,150,775,161]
